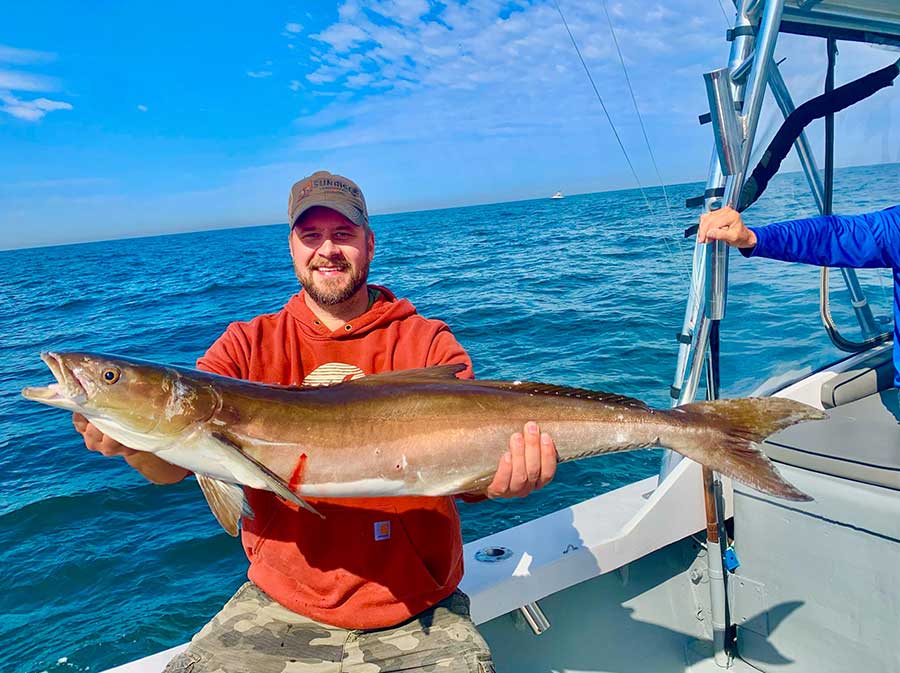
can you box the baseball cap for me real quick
[288,170,368,228]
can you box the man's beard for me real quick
[297,257,370,306]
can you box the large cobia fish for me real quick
[23,352,824,535]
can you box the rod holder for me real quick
[743,0,764,19]
[518,601,551,635]
[702,70,741,322]
[705,239,729,321]
[731,49,755,84]
[704,68,744,176]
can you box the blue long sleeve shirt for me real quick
[745,205,900,386]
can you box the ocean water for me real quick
[1,163,897,673]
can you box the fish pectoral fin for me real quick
[210,431,324,520]
[196,475,249,537]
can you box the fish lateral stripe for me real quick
[298,478,407,497]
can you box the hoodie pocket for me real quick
[390,501,462,594]
[249,498,449,607]
[389,508,444,593]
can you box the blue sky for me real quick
[1,0,898,249]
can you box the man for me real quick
[74,170,557,673]
[698,203,900,386]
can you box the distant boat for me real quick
[551,191,564,199]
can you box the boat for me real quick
[103,2,900,671]
[551,191,564,199]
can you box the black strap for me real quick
[738,58,900,212]
[699,101,742,125]
[685,187,726,209]
[685,195,705,208]
[727,26,756,41]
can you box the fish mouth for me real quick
[21,352,88,407]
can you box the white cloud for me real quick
[0,44,71,121]
[307,66,343,84]
[345,72,374,88]
[287,0,896,189]
[0,69,58,92]
[310,23,368,52]
[137,104,148,112]
[289,80,302,91]
[369,0,430,25]
[304,2,656,97]
[0,44,55,65]
[247,70,273,78]
[285,22,303,34]
[0,93,72,121]
[290,0,725,167]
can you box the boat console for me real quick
[731,373,900,672]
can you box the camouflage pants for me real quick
[163,582,495,673]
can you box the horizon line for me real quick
[4,160,897,253]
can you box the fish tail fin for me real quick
[665,397,826,502]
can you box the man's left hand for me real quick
[697,206,757,248]
[487,422,557,498]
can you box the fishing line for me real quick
[552,0,656,217]
[599,0,692,280]
[716,0,732,27]
[601,0,674,220]
[553,0,692,292]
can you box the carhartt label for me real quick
[374,520,391,541]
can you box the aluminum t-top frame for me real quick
[660,1,900,668]
[668,0,787,437]
[666,0,898,458]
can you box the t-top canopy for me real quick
[782,0,900,44]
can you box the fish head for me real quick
[22,352,218,436]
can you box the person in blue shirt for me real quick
[697,204,900,388]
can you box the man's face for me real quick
[289,206,374,306]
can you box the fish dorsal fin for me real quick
[338,363,468,386]
[472,380,651,410]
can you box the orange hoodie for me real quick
[196,286,473,629]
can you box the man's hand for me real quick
[73,412,190,484]
[487,422,557,499]
[73,412,138,457]
[697,206,757,248]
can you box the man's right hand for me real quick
[73,413,138,457]
[697,206,757,248]
[73,413,190,484]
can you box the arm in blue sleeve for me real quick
[748,205,900,269]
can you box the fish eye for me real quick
[102,368,121,384]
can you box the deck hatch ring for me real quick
[475,546,512,562]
